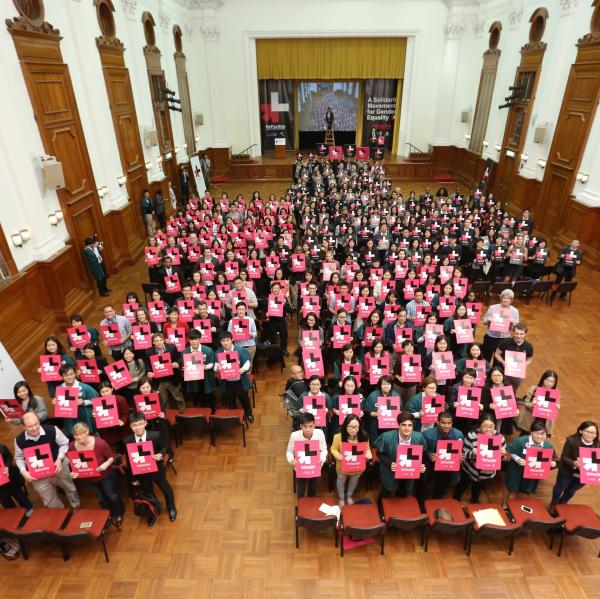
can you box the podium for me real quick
[274,137,286,159]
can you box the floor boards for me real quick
[1,180,599,598]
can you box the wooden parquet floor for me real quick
[1,180,600,599]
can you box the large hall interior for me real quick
[0,1,600,598]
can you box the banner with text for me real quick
[259,79,295,151]
[362,79,398,151]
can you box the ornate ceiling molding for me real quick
[121,0,137,20]
[473,20,485,35]
[5,15,61,37]
[201,24,220,42]
[445,21,465,39]
[508,3,524,28]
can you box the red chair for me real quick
[466,503,521,555]
[210,409,247,447]
[13,508,70,559]
[382,497,428,545]
[175,407,212,442]
[248,373,257,408]
[295,497,338,548]
[50,508,112,562]
[507,498,564,544]
[424,499,474,553]
[339,503,386,557]
[0,508,27,538]
[555,504,600,557]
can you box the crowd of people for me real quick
[0,152,595,550]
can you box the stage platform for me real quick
[228,152,439,182]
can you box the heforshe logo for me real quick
[261,91,289,123]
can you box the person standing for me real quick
[179,165,190,204]
[99,304,133,362]
[481,289,519,363]
[552,239,583,299]
[125,412,177,522]
[140,189,155,235]
[83,237,109,297]
[154,189,166,230]
[493,322,534,392]
[145,332,185,413]
[286,412,327,499]
[14,413,80,509]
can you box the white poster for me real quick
[0,342,24,398]
[190,154,207,196]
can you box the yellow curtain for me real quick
[256,38,406,80]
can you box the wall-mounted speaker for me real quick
[460,110,471,124]
[533,127,547,144]
[42,159,65,190]
[194,113,204,127]
[144,128,158,148]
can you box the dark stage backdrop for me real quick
[362,79,397,151]
[259,79,295,150]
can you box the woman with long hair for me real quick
[515,369,559,435]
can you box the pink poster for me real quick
[490,386,518,419]
[303,350,325,378]
[150,353,174,379]
[132,325,153,350]
[23,443,55,480]
[100,324,121,347]
[340,362,362,381]
[67,326,91,350]
[91,395,120,428]
[341,442,368,474]
[425,324,444,350]
[294,440,321,478]
[504,350,527,379]
[67,449,99,479]
[332,324,352,349]
[434,439,463,472]
[127,441,159,475]
[192,319,213,344]
[475,434,503,471]
[454,319,474,344]
[183,352,205,381]
[524,447,553,480]
[166,328,186,352]
[54,387,79,418]
[377,396,401,429]
[437,297,455,319]
[489,308,511,334]
[104,360,133,390]
[367,354,390,385]
[134,393,162,419]
[395,444,423,479]
[217,351,241,381]
[579,447,600,485]
[401,354,422,384]
[422,395,445,424]
[432,351,455,380]
[532,387,560,420]
[466,359,487,387]
[40,355,63,382]
[338,395,362,425]
[302,395,327,428]
[455,386,482,419]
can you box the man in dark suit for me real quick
[83,237,110,296]
[157,255,185,303]
[125,412,177,522]
[145,332,185,412]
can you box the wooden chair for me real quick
[141,282,160,305]
[339,503,386,556]
[466,503,521,555]
[507,498,564,542]
[50,508,112,562]
[512,279,533,301]
[175,407,212,441]
[210,409,247,447]
[489,282,510,303]
[554,504,600,557]
[424,499,474,553]
[13,508,70,559]
[548,282,577,306]
[381,497,428,545]
[295,497,338,548]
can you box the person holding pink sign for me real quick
[5,381,47,426]
[330,414,372,507]
[503,421,557,506]
[515,369,560,437]
[286,413,327,499]
[493,322,534,392]
[550,421,600,509]
[37,336,77,399]
[363,375,400,444]
[68,422,124,524]
[55,365,98,436]
[374,411,427,504]
[481,289,519,362]
[453,413,507,504]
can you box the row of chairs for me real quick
[166,407,250,448]
[296,497,600,558]
[469,279,577,306]
[0,507,114,561]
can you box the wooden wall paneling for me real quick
[6,20,112,287]
[173,25,196,155]
[0,225,17,275]
[95,6,147,263]
[206,147,231,175]
[141,13,178,191]
[537,35,600,247]
[493,31,547,203]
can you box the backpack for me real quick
[132,492,162,520]
[283,388,303,419]
[0,538,20,560]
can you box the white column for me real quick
[431,20,464,146]
[574,103,600,208]
[201,19,229,148]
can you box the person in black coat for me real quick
[125,412,177,522]
[145,332,185,412]
[157,256,185,303]
[83,237,109,296]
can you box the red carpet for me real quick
[434,173,455,183]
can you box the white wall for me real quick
[188,0,449,156]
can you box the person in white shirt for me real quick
[286,413,327,498]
